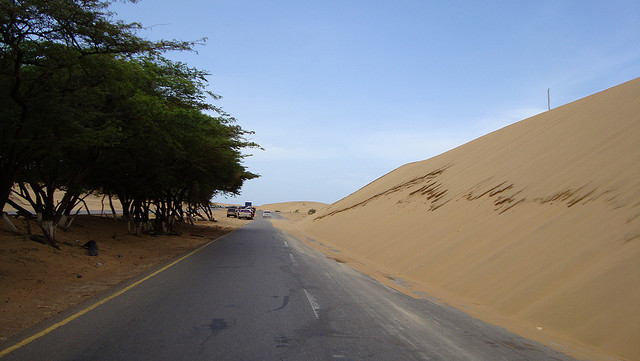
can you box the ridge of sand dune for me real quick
[297,78,640,360]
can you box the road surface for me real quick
[0,212,575,360]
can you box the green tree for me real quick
[0,0,195,242]
[10,53,125,243]
[86,57,259,235]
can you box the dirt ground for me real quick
[0,209,247,340]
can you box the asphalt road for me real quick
[0,212,576,360]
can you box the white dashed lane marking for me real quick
[303,288,320,320]
[289,253,298,266]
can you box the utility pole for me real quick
[548,88,551,111]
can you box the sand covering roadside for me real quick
[285,78,640,360]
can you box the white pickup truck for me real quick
[237,209,254,220]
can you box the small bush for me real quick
[308,209,316,215]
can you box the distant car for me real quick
[263,210,271,218]
[226,207,238,218]
[238,209,254,220]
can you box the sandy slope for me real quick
[296,78,640,360]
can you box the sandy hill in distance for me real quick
[258,201,327,214]
[294,78,640,360]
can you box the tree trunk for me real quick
[117,192,131,221]
[58,214,68,227]
[6,198,34,219]
[39,219,57,247]
[56,189,76,220]
[127,219,143,236]
[0,176,14,216]
[62,214,78,230]
[168,215,175,232]
[108,194,117,220]
[200,204,215,221]
[59,206,82,231]
[80,198,90,216]
[2,213,20,234]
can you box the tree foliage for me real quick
[1,0,259,245]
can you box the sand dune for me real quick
[259,201,327,214]
[296,78,640,360]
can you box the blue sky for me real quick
[109,1,640,205]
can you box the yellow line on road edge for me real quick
[0,238,217,359]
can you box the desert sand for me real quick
[275,78,640,360]
[258,201,327,214]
